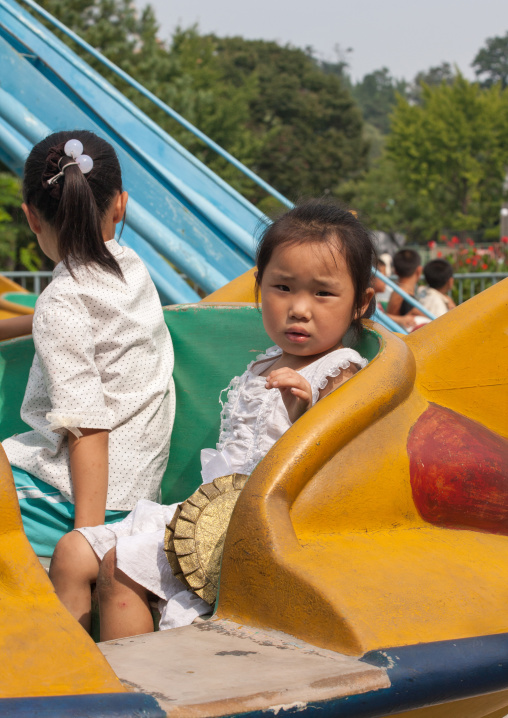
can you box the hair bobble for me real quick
[42,139,94,199]
[63,139,93,173]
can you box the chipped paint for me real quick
[378,652,396,669]
[267,701,307,714]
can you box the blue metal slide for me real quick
[0,0,416,330]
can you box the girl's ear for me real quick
[22,203,42,235]
[254,270,258,280]
[112,191,128,224]
[355,287,375,319]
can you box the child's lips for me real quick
[285,329,310,343]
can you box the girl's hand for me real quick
[265,368,313,424]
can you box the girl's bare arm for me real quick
[69,428,109,528]
[0,315,33,341]
[317,363,358,400]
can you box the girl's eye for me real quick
[316,291,332,297]
[275,284,290,292]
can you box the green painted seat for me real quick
[1,292,38,309]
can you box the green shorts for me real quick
[12,465,129,557]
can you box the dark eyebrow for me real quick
[312,277,343,289]
[270,272,295,281]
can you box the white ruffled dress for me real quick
[77,345,367,630]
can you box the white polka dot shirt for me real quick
[3,240,175,510]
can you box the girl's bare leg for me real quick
[49,531,100,633]
[97,547,154,641]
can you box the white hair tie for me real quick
[46,139,93,186]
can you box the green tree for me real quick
[37,0,169,82]
[339,153,419,235]
[210,37,367,204]
[409,62,455,104]
[352,68,407,134]
[27,1,367,205]
[0,173,43,271]
[319,44,354,87]
[385,75,508,241]
[472,31,508,88]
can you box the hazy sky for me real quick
[137,0,507,82]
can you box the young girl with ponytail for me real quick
[2,130,174,559]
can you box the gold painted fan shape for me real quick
[164,473,248,605]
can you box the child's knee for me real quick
[49,530,98,583]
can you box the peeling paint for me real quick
[215,650,257,656]
[267,700,307,714]
[378,651,396,669]
[197,619,338,658]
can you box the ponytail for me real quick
[23,131,124,279]
[54,152,123,278]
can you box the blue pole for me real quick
[380,273,436,321]
[16,0,293,209]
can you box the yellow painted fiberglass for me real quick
[0,446,126,697]
[216,278,508,655]
[0,276,34,320]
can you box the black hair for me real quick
[424,258,453,289]
[23,130,124,278]
[393,249,422,278]
[255,198,377,339]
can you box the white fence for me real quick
[1,271,53,295]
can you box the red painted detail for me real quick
[408,404,508,534]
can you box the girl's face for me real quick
[260,240,373,362]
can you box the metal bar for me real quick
[378,272,436,321]
[0,118,209,301]
[373,308,408,335]
[17,0,293,209]
[1,85,257,261]
[452,273,508,279]
[1,272,53,277]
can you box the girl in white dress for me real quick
[50,199,377,638]
[2,131,173,565]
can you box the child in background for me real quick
[418,259,456,318]
[379,252,393,279]
[387,249,423,317]
[2,130,174,558]
[49,199,376,639]
[375,258,417,331]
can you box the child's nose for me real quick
[289,296,311,319]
